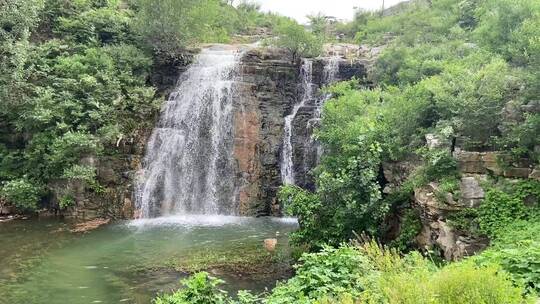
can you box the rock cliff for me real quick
[384,137,539,260]
[47,45,369,219]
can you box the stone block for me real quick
[529,168,540,180]
[459,176,485,208]
[503,167,533,178]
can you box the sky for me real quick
[256,0,407,23]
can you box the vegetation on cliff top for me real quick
[280,0,539,251]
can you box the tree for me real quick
[274,19,322,60]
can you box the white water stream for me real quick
[135,46,242,218]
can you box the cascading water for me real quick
[135,46,242,218]
[281,57,341,186]
[313,56,341,162]
[280,59,314,185]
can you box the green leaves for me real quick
[152,272,228,304]
[266,246,372,303]
[278,135,384,249]
[0,0,160,210]
[0,178,43,211]
[474,221,540,294]
[273,19,323,60]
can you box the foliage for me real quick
[58,194,75,209]
[448,180,539,239]
[272,19,323,60]
[474,221,540,295]
[390,209,422,252]
[431,262,525,303]
[286,0,538,252]
[0,0,44,110]
[473,0,540,61]
[155,242,531,304]
[134,0,239,54]
[279,133,384,248]
[422,149,459,182]
[435,176,461,203]
[266,246,373,303]
[447,208,482,236]
[476,180,540,238]
[152,272,228,304]
[0,0,159,211]
[0,178,42,211]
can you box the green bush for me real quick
[152,272,228,304]
[279,135,384,248]
[272,19,323,60]
[432,262,525,303]
[390,209,422,252]
[474,221,540,294]
[155,242,533,304]
[266,246,373,303]
[477,181,540,238]
[0,178,42,211]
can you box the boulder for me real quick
[459,175,486,208]
[504,167,533,178]
[454,151,485,174]
[413,183,488,260]
[425,133,451,150]
[264,238,278,252]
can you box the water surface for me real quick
[0,216,297,304]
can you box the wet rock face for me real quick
[234,48,298,215]
[233,49,369,215]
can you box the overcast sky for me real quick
[256,0,407,23]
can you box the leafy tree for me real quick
[307,13,335,39]
[134,0,241,55]
[279,83,386,248]
[273,19,322,60]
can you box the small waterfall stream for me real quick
[135,46,242,218]
[281,59,314,185]
[280,57,341,186]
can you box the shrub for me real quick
[389,209,422,252]
[432,262,524,303]
[0,178,42,211]
[58,194,75,209]
[152,272,228,304]
[266,246,373,303]
[477,181,540,238]
[474,221,540,294]
[273,19,322,60]
[279,135,384,249]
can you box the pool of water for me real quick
[0,216,298,304]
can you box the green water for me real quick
[0,216,298,304]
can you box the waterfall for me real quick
[281,57,341,186]
[280,59,314,185]
[135,46,242,218]
[313,56,341,163]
